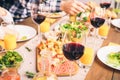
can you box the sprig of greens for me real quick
[0,51,23,70]
[25,47,32,52]
[26,71,35,78]
[106,51,120,67]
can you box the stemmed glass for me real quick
[100,0,112,23]
[100,0,111,9]
[31,2,47,43]
[90,8,105,50]
[62,31,85,79]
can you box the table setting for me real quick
[0,1,120,80]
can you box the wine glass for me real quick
[100,0,112,23]
[90,8,105,50]
[100,0,112,9]
[62,31,85,79]
[31,2,47,43]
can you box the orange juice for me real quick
[98,23,109,37]
[0,40,5,48]
[80,47,94,65]
[40,19,50,33]
[69,15,76,22]
[4,33,17,50]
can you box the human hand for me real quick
[60,0,90,15]
[0,7,7,16]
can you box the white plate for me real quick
[0,25,37,42]
[111,19,120,28]
[97,46,120,70]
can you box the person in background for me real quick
[0,0,89,23]
[0,0,31,23]
[30,0,90,15]
[60,0,90,15]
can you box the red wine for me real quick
[33,14,46,24]
[100,2,111,9]
[62,42,85,61]
[90,17,105,28]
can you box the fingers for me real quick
[75,1,90,11]
[60,0,90,15]
[70,1,90,15]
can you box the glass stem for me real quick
[75,60,82,68]
[93,28,97,51]
[37,25,41,44]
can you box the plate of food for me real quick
[97,46,120,70]
[48,12,67,19]
[36,39,79,76]
[0,25,37,42]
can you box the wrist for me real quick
[60,1,66,11]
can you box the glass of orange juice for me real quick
[69,15,77,22]
[4,32,17,50]
[2,23,17,50]
[40,18,50,33]
[98,20,110,39]
[80,47,94,66]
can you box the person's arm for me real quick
[0,7,7,16]
[60,0,90,15]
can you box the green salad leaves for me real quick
[0,51,23,70]
[60,21,88,39]
[107,51,120,67]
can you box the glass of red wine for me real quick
[62,42,85,61]
[100,0,111,9]
[100,0,112,19]
[62,30,85,79]
[90,8,105,49]
[31,2,49,43]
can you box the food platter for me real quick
[0,25,37,42]
[97,46,120,70]
[36,39,79,76]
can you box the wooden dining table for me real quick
[16,17,120,80]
